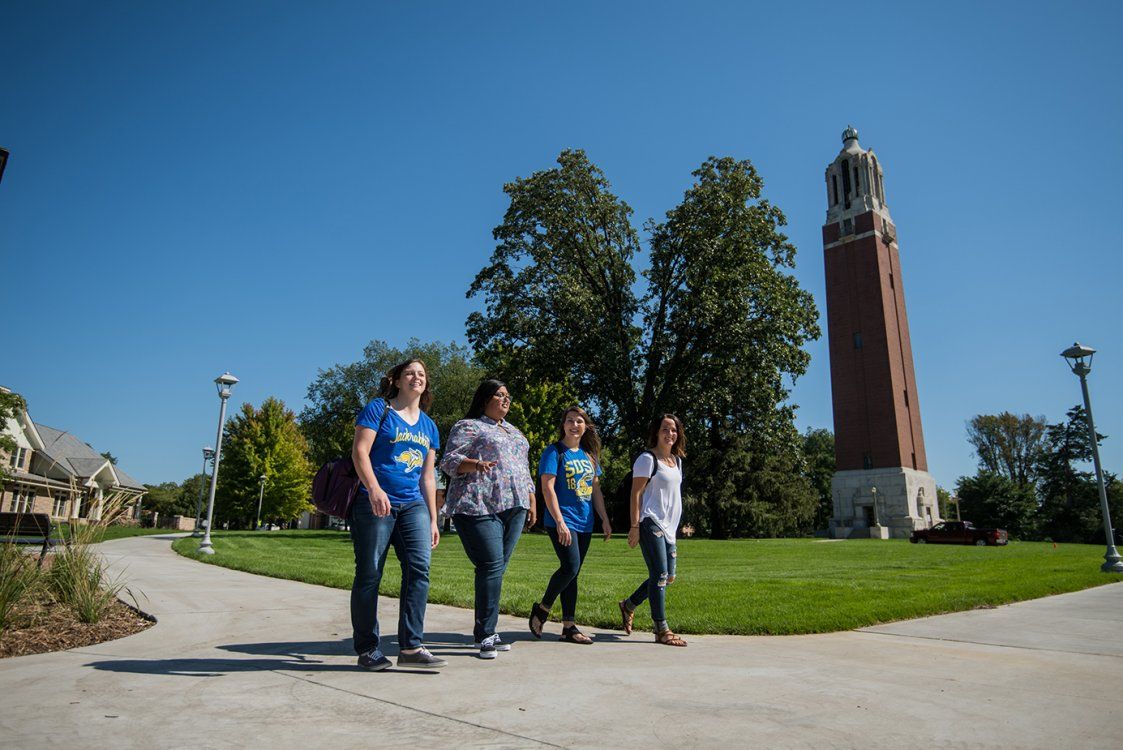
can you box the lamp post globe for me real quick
[198,372,239,555]
[1060,343,1123,573]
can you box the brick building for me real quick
[1,387,145,522]
[821,127,940,539]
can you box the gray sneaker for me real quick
[356,649,391,671]
[474,634,512,652]
[396,646,447,669]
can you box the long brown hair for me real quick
[646,413,686,457]
[378,358,432,412]
[557,406,601,465]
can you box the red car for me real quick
[910,521,1008,546]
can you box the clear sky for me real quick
[3,1,1121,491]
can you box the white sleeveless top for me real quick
[633,452,683,543]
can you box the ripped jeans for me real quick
[626,518,677,624]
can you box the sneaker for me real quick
[396,646,447,669]
[357,649,391,671]
[474,634,512,652]
[477,636,498,660]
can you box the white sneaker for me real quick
[476,633,508,659]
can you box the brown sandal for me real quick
[656,629,687,647]
[618,599,634,635]
[529,602,549,639]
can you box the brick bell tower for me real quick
[822,126,939,539]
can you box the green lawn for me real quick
[171,530,1123,635]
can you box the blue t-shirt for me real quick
[355,399,440,506]
[538,444,601,533]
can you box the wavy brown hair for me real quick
[378,358,432,412]
[557,406,601,466]
[646,413,686,457]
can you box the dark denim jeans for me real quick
[626,518,677,624]
[349,498,432,655]
[453,506,527,642]
[542,527,593,621]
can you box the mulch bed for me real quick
[0,594,154,659]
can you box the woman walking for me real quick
[350,359,446,671]
[529,407,611,644]
[441,379,536,659]
[618,414,687,647]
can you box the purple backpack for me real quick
[310,400,390,518]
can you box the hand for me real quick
[627,526,639,548]
[601,519,612,542]
[369,488,391,517]
[526,500,537,528]
[556,522,572,546]
[430,521,440,549]
[475,458,497,473]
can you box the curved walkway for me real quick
[2,534,1122,748]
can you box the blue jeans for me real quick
[627,518,677,624]
[453,506,526,642]
[543,527,592,621]
[349,498,432,655]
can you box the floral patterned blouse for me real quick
[440,416,535,517]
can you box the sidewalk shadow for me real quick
[220,637,476,660]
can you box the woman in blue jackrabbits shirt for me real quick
[350,358,445,671]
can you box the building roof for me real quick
[32,422,145,490]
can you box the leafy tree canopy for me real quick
[467,150,821,537]
[217,397,314,528]
[300,339,485,466]
[0,389,27,483]
[965,411,1047,486]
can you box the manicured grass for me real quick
[171,531,1123,635]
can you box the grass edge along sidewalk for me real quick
[171,531,1122,635]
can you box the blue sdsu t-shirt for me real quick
[538,444,601,533]
[355,399,440,506]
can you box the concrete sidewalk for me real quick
[1,535,1121,749]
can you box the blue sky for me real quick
[3,1,1121,491]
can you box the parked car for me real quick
[910,521,1008,546]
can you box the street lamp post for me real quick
[255,474,267,531]
[192,447,216,537]
[198,372,239,555]
[870,486,881,526]
[1060,343,1123,573]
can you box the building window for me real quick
[912,452,917,469]
[831,174,839,205]
[53,495,68,518]
[12,488,34,513]
[903,389,909,407]
[853,332,863,350]
[7,448,24,468]
[863,453,873,470]
[841,161,852,198]
[853,166,861,195]
[889,273,894,289]
[842,218,853,236]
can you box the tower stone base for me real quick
[829,467,939,540]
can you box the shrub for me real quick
[0,541,42,630]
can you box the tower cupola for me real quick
[825,124,888,224]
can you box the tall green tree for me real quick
[965,412,1047,486]
[216,398,314,528]
[467,150,820,537]
[802,428,835,530]
[955,472,1038,538]
[1035,405,1118,543]
[300,339,485,465]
